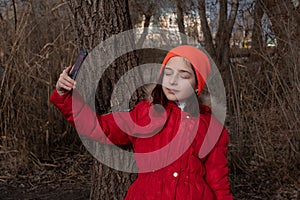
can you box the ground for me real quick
[0,182,90,200]
[0,149,92,200]
[0,150,299,199]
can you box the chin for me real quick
[164,94,177,101]
[166,96,178,102]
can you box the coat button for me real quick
[173,172,178,177]
[186,115,190,119]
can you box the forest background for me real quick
[0,0,299,199]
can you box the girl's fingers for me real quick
[59,81,74,91]
[63,65,73,74]
[60,78,74,89]
[61,75,76,88]
[62,66,76,83]
[60,73,74,84]
[56,66,76,95]
[60,70,75,83]
[63,65,75,76]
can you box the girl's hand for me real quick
[56,66,76,96]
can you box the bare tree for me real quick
[129,0,158,47]
[262,0,300,113]
[251,0,264,51]
[176,0,187,43]
[67,0,142,199]
[199,0,240,68]
[198,0,216,58]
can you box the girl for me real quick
[50,45,233,199]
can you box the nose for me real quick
[169,73,178,85]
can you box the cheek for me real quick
[179,79,196,90]
[161,78,167,93]
[161,76,168,87]
[191,79,197,90]
[186,77,197,90]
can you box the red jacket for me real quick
[50,89,233,200]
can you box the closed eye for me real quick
[164,68,173,76]
[179,71,192,79]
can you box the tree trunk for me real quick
[215,0,228,67]
[176,0,187,44]
[198,0,216,60]
[198,0,239,68]
[251,0,264,52]
[262,0,299,52]
[262,0,300,104]
[137,14,151,47]
[215,0,240,68]
[67,0,141,199]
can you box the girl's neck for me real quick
[176,101,186,111]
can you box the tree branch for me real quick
[12,0,17,32]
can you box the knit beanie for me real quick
[160,45,211,95]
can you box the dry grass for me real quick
[0,0,81,176]
[0,1,299,199]
[227,50,300,198]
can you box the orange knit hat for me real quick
[160,45,211,95]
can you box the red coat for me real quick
[50,89,233,200]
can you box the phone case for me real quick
[69,48,88,80]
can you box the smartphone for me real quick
[68,48,88,80]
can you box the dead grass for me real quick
[0,1,299,199]
[0,0,80,176]
[227,50,300,198]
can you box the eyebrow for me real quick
[178,69,193,74]
[165,67,193,74]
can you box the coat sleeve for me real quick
[49,89,143,145]
[203,127,233,200]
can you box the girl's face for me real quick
[162,56,197,102]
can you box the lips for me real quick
[166,88,178,94]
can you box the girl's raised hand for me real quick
[56,66,76,95]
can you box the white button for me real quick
[173,172,178,177]
[186,115,190,119]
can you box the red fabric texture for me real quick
[161,45,211,95]
[49,89,233,199]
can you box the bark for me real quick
[176,0,187,44]
[223,0,240,65]
[252,0,264,52]
[261,0,300,96]
[11,0,17,32]
[216,0,239,68]
[67,0,141,199]
[213,0,227,68]
[198,0,216,60]
[262,0,300,51]
[198,0,240,68]
[130,0,157,47]
[136,14,151,47]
